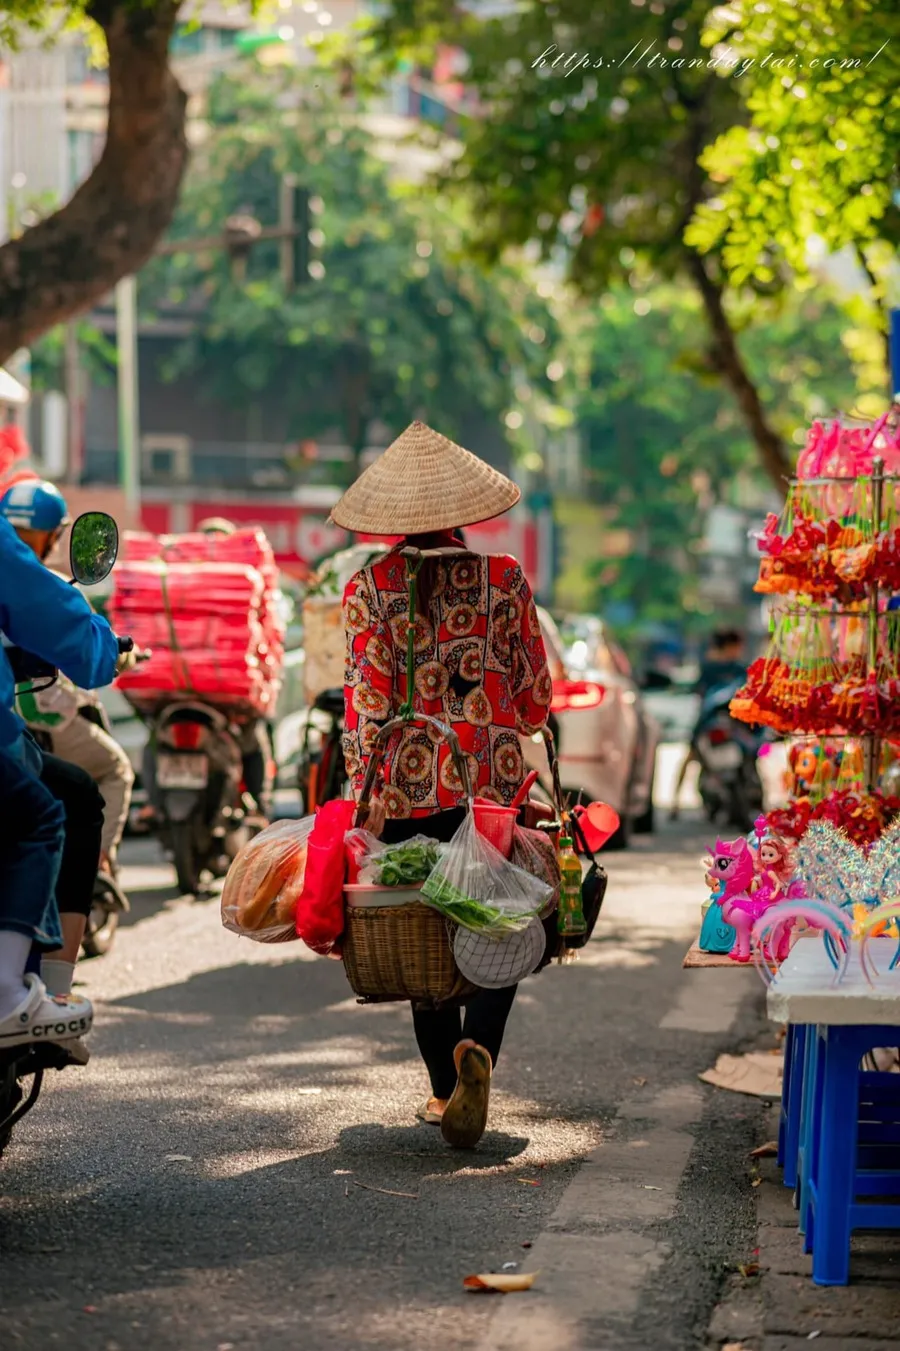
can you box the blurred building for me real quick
[3,6,555,587]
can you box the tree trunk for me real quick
[685,248,792,488]
[855,244,892,376]
[0,1,188,366]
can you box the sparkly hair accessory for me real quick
[795,820,900,913]
[751,898,853,987]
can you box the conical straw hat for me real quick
[329,421,521,535]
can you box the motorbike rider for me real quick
[0,497,124,1047]
[670,628,748,821]
[3,484,135,875]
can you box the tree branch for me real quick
[669,76,790,488]
[855,243,892,374]
[685,247,791,487]
[0,1,188,364]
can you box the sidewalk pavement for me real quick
[706,1106,900,1351]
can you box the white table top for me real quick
[767,936,900,1026]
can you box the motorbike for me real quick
[693,679,767,832]
[1,510,125,1160]
[296,687,346,812]
[141,700,257,896]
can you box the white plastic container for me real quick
[344,883,423,909]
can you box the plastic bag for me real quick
[512,825,563,972]
[421,812,553,935]
[510,826,560,917]
[345,831,442,886]
[296,798,357,956]
[221,817,313,944]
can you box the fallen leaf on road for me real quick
[83,1306,98,1315]
[737,1263,760,1278]
[296,1088,323,1096]
[165,1155,192,1162]
[522,1241,533,1249]
[464,1272,538,1294]
[353,1181,418,1199]
[751,1178,762,1188]
[749,1141,778,1159]
[516,1178,541,1186]
[502,1262,518,1270]
[808,1333,821,1341]
[632,1077,648,1086]
[641,1185,662,1191]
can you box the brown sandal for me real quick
[416,1096,448,1125]
[440,1040,492,1149]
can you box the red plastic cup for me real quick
[571,801,620,852]
[472,798,518,858]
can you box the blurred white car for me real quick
[522,613,661,845]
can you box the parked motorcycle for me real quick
[1,511,123,1159]
[141,701,257,896]
[693,679,767,831]
[296,687,346,812]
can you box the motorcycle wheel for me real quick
[81,903,119,959]
[171,817,204,896]
[0,1079,22,1160]
[728,766,762,833]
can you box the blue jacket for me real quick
[0,517,119,747]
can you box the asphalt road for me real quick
[0,808,770,1351]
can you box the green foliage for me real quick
[577,284,872,623]
[688,0,900,289]
[29,321,117,392]
[139,65,561,467]
[361,1,743,290]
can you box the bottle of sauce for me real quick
[557,833,586,938]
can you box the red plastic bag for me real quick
[295,799,357,956]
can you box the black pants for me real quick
[383,808,519,1101]
[40,752,104,918]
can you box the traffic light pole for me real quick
[116,275,141,520]
[114,180,314,525]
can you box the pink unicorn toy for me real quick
[706,838,761,963]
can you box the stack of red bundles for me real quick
[111,529,285,717]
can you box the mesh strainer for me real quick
[453,919,546,989]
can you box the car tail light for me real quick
[551,679,605,713]
[707,727,730,746]
[169,721,204,751]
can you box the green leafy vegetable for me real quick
[374,840,440,886]
[421,874,534,935]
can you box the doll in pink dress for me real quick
[749,816,805,960]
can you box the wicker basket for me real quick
[341,900,477,1005]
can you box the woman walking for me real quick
[331,422,551,1147]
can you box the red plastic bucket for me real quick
[571,801,620,852]
[472,799,518,858]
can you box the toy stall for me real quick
[684,407,900,1286]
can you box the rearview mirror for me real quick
[70,512,119,586]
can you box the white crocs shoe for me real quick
[0,974,93,1049]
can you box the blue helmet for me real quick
[0,480,70,533]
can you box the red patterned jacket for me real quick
[342,539,550,818]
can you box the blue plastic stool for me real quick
[778,1022,808,1189]
[800,1024,900,1285]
